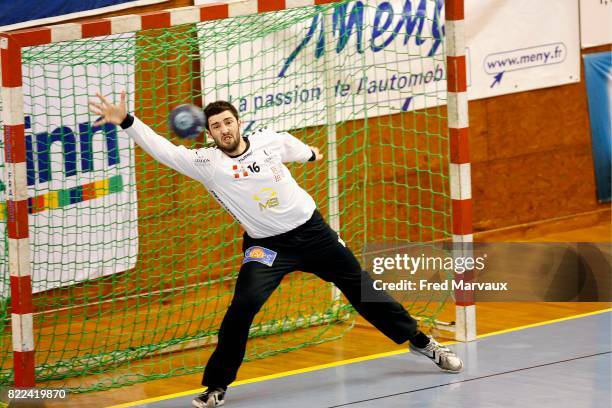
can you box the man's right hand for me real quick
[309,146,324,161]
[89,90,127,126]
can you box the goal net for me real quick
[0,0,456,392]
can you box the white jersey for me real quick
[124,116,316,238]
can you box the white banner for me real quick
[579,0,612,48]
[0,34,139,296]
[201,0,447,131]
[200,0,581,130]
[466,0,581,100]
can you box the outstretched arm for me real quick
[89,92,211,181]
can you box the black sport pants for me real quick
[202,210,418,388]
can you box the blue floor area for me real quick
[130,311,611,408]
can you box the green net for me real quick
[0,0,452,392]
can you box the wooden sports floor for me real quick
[45,208,610,407]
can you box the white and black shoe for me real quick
[409,337,464,373]
[192,387,226,408]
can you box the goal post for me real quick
[445,0,476,342]
[0,0,475,391]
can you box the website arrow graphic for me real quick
[491,71,505,88]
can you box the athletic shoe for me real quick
[409,337,464,373]
[192,387,226,408]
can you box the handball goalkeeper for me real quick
[89,92,464,408]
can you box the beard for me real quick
[215,130,241,154]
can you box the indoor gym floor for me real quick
[113,309,611,408]
[43,208,610,408]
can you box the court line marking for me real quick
[325,351,612,407]
[106,307,611,408]
[476,307,612,339]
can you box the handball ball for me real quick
[169,104,206,139]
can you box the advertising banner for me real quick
[465,0,581,100]
[584,51,612,202]
[0,34,139,295]
[579,0,612,48]
[200,0,582,131]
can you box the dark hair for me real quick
[203,101,239,130]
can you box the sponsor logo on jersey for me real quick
[238,150,254,162]
[194,157,211,166]
[270,165,283,182]
[243,246,277,266]
[232,164,248,179]
[252,187,279,210]
[249,247,265,258]
[210,190,239,221]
